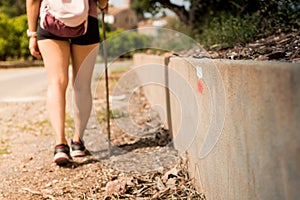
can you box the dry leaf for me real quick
[166,177,177,189]
[156,177,166,191]
[162,167,178,182]
[105,176,134,196]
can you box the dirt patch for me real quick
[0,68,205,199]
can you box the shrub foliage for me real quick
[0,0,299,60]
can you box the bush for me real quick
[258,0,300,36]
[163,0,299,50]
[0,13,11,60]
[102,29,152,60]
[9,15,29,59]
[197,12,260,49]
[0,14,29,61]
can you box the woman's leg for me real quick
[38,39,71,145]
[71,43,99,142]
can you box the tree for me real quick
[131,0,260,33]
[130,0,300,49]
[105,29,152,59]
[0,0,26,17]
[131,0,299,35]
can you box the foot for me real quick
[71,139,90,157]
[53,144,72,166]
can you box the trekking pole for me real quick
[100,8,111,156]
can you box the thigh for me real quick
[38,39,71,83]
[71,43,99,85]
[71,16,100,46]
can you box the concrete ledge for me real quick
[133,53,300,200]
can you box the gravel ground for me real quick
[1,30,298,199]
[0,68,205,199]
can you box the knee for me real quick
[48,77,69,91]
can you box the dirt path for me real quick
[0,68,204,199]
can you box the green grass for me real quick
[17,119,52,136]
[19,124,35,132]
[0,148,9,154]
[35,119,51,127]
[94,66,130,81]
[110,66,130,74]
[34,119,52,136]
[0,137,10,155]
[96,109,129,123]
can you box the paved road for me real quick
[0,67,47,102]
[0,61,133,102]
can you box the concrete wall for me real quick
[133,54,300,200]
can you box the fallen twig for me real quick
[22,187,40,195]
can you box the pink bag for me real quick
[40,0,89,38]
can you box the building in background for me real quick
[137,16,178,36]
[103,0,178,33]
[104,0,138,30]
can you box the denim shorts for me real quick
[37,16,100,45]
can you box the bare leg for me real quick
[71,43,99,142]
[38,39,71,145]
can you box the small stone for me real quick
[45,182,52,187]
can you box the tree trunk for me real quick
[157,0,190,25]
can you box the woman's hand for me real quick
[98,0,109,11]
[29,37,41,59]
